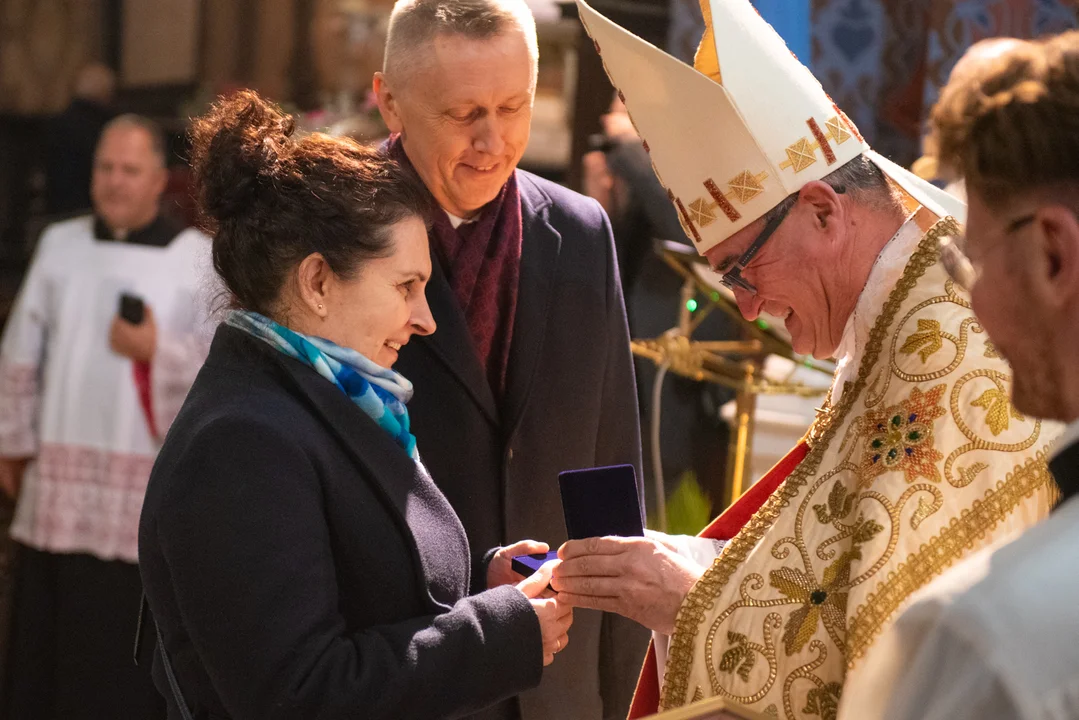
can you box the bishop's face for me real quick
[704,198,854,361]
[377,29,535,219]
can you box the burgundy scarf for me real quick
[389,136,523,397]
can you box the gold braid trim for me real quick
[845,450,1053,667]
[658,217,959,709]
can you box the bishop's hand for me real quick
[550,535,705,636]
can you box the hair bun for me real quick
[189,90,297,226]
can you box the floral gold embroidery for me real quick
[803,682,843,720]
[720,632,757,682]
[662,219,955,709]
[771,552,854,656]
[971,387,1024,436]
[859,385,947,486]
[846,453,1053,667]
[781,641,830,720]
[944,370,1042,488]
[812,481,855,525]
[660,215,1051,714]
[954,462,989,488]
[705,611,782,704]
[984,340,1001,359]
[899,318,943,363]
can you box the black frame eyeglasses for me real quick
[718,201,792,295]
[718,186,844,295]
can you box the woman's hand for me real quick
[488,539,550,589]
[516,562,573,666]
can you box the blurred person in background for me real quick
[373,0,649,716]
[838,30,1079,720]
[581,92,737,536]
[582,93,684,315]
[43,63,117,216]
[0,114,212,719]
[910,37,1024,202]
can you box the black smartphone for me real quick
[119,293,145,325]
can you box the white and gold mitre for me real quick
[575,0,965,253]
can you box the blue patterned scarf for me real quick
[226,310,418,459]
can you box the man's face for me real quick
[965,190,1061,418]
[91,125,167,232]
[704,199,850,360]
[377,29,535,217]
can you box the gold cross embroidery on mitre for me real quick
[685,171,769,227]
[780,115,854,173]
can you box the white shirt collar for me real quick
[445,210,477,229]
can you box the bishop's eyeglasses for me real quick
[718,187,845,296]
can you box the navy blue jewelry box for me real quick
[511,464,644,576]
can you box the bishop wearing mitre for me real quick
[550,2,1061,718]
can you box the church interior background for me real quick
[0,0,1076,686]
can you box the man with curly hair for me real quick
[838,29,1079,720]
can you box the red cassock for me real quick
[627,442,811,719]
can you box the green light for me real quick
[711,291,720,302]
[686,299,698,312]
[756,319,770,330]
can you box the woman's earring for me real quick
[317,303,324,311]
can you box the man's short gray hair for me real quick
[383,0,539,85]
[100,113,168,167]
[762,154,900,224]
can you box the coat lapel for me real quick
[414,253,500,425]
[503,173,561,439]
[254,331,470,610]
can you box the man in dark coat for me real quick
[44,64,116,215]
[374,0,649,717]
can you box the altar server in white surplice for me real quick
[0,114,212,719]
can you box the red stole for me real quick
[628,441,811,718]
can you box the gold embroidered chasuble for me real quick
[660,214,1058,717]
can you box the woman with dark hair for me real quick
[137,91,571,720]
